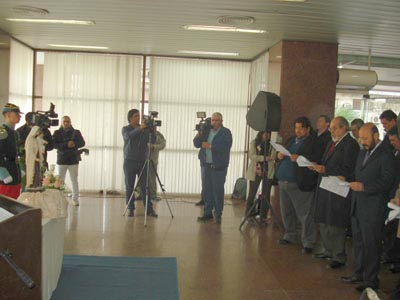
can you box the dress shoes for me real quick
[195,199,205,206]
[278,239,293,245]
[328,260,345,269]
[313,253,332,260]
[215,215,222,224]
[147,210,158,217]
[341,275,363,284]
[302,247,313,254]
[128,209,134,217]
[197,215,213,222]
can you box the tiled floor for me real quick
[63,194,398,300]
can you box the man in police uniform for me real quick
[0,103,23,199]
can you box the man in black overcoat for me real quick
[313,117,360,269]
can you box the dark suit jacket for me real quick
[351,143,396,223]
[315,133,360,227]
[315,129,331,163]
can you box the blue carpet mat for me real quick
[51,255,179,300]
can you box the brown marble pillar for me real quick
[271,41,338,142]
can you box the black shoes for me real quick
[278,239,293,245]
[341,275,363,284]
[197,215,213,222]
[195,199,205,206]
[128,209,134,217]
[147,210,158,217]
[313,253,332,260]
[302,247,313,254]
[328,260,345,269]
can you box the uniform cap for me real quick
[2,103,23,114]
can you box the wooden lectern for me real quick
[0,195,42,300]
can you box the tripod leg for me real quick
[150,160,174,218]
[239,195,261,230]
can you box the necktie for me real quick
[325,141,337,158]
[362,151,371,166]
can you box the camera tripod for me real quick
[123,136,174,226]
[239,139,282,231]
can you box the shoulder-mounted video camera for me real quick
[195,112,211,137]
[143,111,162,127]
[26,103,59,130]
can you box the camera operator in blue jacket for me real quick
[194,112,232,224]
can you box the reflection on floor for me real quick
[64,194,398,300]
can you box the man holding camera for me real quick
[0,103,23,199]
[122,109,157,218]
[194,112,232,224]
[17,112,54,191]
[53,116,85,206]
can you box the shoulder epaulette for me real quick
[0,125,8,140]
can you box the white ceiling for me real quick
[0,0,400,63]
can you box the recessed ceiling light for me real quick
[178,50,239,56]
[6,18,95,25]
[49,44,108,50]
[183,25,266,34]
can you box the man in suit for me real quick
[380,109,397,149]
[195,112,232,224]
[275,116,322,254]
[341,123,396,292]
[315,115,331,161]
[313,117,360,268]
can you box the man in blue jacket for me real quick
[122,109,157,218]
[194,112,232,224]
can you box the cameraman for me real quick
[135,126,166,201]
[194,112,232,224]
[17,112,54,191]
[122,109,157,218]
[53,116,85,206]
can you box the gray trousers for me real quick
[319,223,347,263]
[279,181,316,248]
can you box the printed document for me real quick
[270,141,291,156]
[319,176,350,198]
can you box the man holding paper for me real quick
[341,123,395,293]
[313,116,359,269]
[274,116,321,254]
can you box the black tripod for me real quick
[123,132,173,226]
[239,137,282,231]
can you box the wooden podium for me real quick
[0,195,42,300]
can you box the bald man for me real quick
[342,123,396,293]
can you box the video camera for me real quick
[27,103,59,130]
[143,111,162,127]
[195,112,211,137]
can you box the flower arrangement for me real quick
[42,165,64,190]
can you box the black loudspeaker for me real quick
[246,91,281,132]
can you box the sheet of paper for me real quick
[296,155,314,167]
[386,202,400,223]
[0,207,14,222]
[270,141,291,156]
[319,176,350,198]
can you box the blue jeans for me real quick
[124,159,152,211]
[201,165,206,201]
[204,166,227,217]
